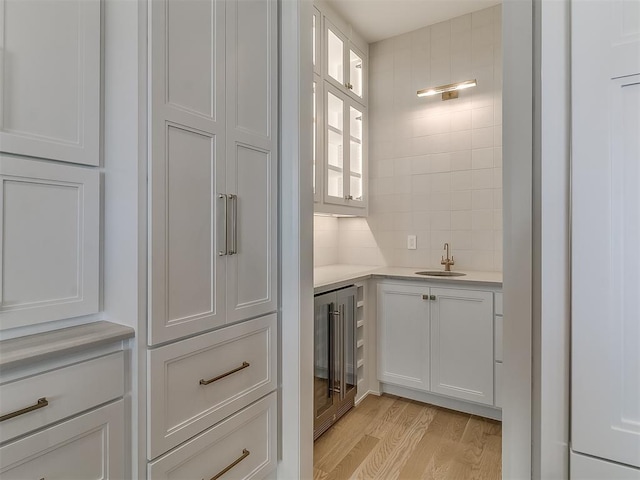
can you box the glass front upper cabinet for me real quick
[325,85,365,207]
[325,20,366,103]
[313,7,321,75]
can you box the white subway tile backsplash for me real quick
[451,170,472,191]
[472,168,494,189]
[472,189,494,210]
[314,5,502,272]
[450,150,472,171]
[472,127,494,149]
[472,148,494,169]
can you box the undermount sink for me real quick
[415,271,466,277]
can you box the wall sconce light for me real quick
[417,79,477,101]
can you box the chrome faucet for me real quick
[441,243,455,272]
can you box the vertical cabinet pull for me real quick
[206,449,250,480]
[218,194,229,256]
[0,397,49,422]
[229,194,238,255]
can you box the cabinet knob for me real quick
[422,294,429,300]
[430,295,437,301]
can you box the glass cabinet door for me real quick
[349,105,364,203]
[326,22,345,87]
[349,47,364,99]
[312,8,321,75]
[314,294,334,420]
[326,89,344,201]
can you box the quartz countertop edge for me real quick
[0,321,135,370]
[314,264,503,292]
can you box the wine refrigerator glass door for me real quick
[314,293,335,423]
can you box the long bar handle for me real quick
[199,362,250,386]
[0,397,49,422]
[206,449,250,480]
[218,194,228,256]
[229,194,238,255]
[340,303,346,401]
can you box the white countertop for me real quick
[0,321,135,370]
[314,264,503,292]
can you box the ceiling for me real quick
[324,0,502,43]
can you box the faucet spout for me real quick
[441,243,455,272]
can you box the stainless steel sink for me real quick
[415,271,466,277]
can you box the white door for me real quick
[0,0,100,166]
[148,0,227,345]
[572,0,640,469]
[377,283,430,391]
[430,288,494,405]
[224,0,278,324]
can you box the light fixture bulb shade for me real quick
[417,79,477,98]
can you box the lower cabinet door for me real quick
[571,450,640,479]
[0,401,124,479]
[430,288,494,405]
[149,392,277,480]
[377,283,430,391]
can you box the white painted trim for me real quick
[381,384,503,421]
[532,0,571,478]
[502,0,533,478]
[278,0,314,478]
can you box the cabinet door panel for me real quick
[0,401,124,480]
[0,156,99,330]
[149,0,226,345]
[377,283,430,391]
[0,0,100,165]
[572,0,640,467]
[430,288,494,405]
[225,0,277,323]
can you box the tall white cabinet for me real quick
[572,0,640,476]
[146,0,278,478]
[149,0,277,346]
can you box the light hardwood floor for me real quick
[313,394,502,480]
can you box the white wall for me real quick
[313,215,340,266]
[313,6,503,271]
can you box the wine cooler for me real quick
[313,285,357,440]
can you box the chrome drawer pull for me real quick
[199,362,250,386]
[206,449,250,480]
[0,397,49,422]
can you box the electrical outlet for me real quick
[407,235,417,250]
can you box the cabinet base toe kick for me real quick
[381,383,502,421]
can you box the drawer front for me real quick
[0,400,124,479]
[495,315,503,362]
[149,392,277,480]
[495,292,503,315]
[148,314,277,459]
[0,352,124,443]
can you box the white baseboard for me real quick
[381,383,502,421]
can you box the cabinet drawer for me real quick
[149,392,277,480]
[0,352,124,444]
[495,315,503,362]
[0,400,124,479]
[495,292,503,315]
[148,314,277,459]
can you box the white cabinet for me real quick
[149,0,277,345]
[572,0,640,471]
[377,283,430,391]
[430,288,494,405]
[324,19,367,104]
[377,281,496,407]
[148,393,277,480]
[0,155,100,330]
[324,85,366,209]
[0,401,124,480]
[0,0,100,166]
[313,5,368,216]
[147,314,277,459]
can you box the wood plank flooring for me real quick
[314,394,502,480]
